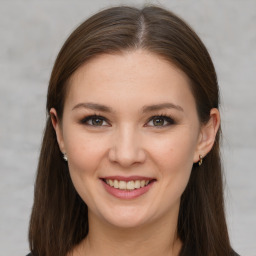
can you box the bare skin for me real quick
[51,50,220,256]
[70,210,182,256]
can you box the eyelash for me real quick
[145,114,175,128]
[80,115,110,127]
[80,114,176,128]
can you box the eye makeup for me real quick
[80,114,110,126]
[79,112,177,128]
[145,114,176,128]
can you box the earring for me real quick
[63,153,68,161]
[198,155,203,166]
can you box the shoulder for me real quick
[26,253,32,256]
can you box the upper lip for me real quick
[100,176,156,182]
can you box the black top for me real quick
[26,252,240,256]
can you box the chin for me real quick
[106,216,147,229]
[98,206,151,229]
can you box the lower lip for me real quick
[101,180,155,199]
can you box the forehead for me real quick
[66,50,196,113]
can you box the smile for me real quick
[104,179,150,190]
[100,176,156,199]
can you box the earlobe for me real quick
[50,108,65,153]
[194,108,220,163]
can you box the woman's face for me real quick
[52,50,205,228]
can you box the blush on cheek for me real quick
[156,141,194,183]
[68,154,95,178]
[66,139,103,171]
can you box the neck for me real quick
[75,210,182,256]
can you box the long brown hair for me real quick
[29,5,233,256]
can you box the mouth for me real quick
[101,178,156,191]
[99,176,157,199]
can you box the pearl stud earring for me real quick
[63,153,68,161]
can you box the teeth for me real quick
[126,181,135,190]
[105,179,152,190]
[114,180,119,188]
[119,181,127,190]
[134,180,140,189]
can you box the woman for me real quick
[27,5,239,256]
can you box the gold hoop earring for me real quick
[198,155,203,166]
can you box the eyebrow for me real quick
[72,102,113,112]
[72,102,184,113]
[142,103,184,113]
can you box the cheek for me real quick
[65,131,108,173]
[149,131,197,191]
[149,132,196,207]
[65,134,109,208]
[149,131,197,172]
[64,132,108,199]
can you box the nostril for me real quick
[108,142,146,167]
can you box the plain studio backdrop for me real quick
[0,1,255,255]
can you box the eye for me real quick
[80,115,109,127]
[147,115,175,127]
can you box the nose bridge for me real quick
[109,123,145,167]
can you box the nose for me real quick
[108,125,146,168]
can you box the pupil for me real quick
[153,118,164,126]
[92,118,103,126]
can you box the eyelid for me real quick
[145,115,175,127]
[80,114,175,128]
[80,115,111,126]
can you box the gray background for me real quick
[0,0,255,255]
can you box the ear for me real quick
[50,108,66,154]
[193,108,220,163]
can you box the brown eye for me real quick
[81,115,109,126]
[147,115,175,127]
[91,117,104,126]
[153,117,165,126]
